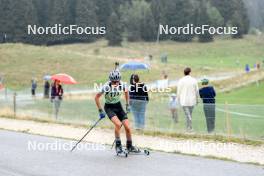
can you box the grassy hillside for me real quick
[0,35,263,89]
[217,81,264,104]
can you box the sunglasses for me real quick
[111,81,119,84]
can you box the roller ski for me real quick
[126,141,150,156]
[115,140,128,157]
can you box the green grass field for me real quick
[0,35,263,89]
[217,81,264,104]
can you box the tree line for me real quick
[243,0,264,30]
[0,0,249,45]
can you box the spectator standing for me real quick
[177,67,199,131]
[129,74,149,130]
[130,74,135,85]
[31,79,37,98]
[169,93,179,123]
[256,61,260,70]
[199,79,216,133]
[3,34,7,43]
[44,81,50,98]
[51,80,63,119]
[160,53,168,63]
[245,64,250,73]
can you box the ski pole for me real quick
[70,118,102,152]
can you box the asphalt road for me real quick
[0,130,263,176]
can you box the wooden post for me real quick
[13,92,17,117]
[239,127,246,143]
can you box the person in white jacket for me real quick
[177,67,199,131]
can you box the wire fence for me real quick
[0,90,263,141]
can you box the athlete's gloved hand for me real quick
[126,104,131,113]
[98,109,106,119]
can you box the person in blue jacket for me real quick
[199,78,216,133]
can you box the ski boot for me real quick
[115,140,127,157]
[126,141,150,156]
[126,141,141,153]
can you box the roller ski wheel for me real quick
[116,145,128,157]
[143,149,150,156]
[116,150,128,157]
[127,146,150,156]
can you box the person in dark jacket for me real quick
[31,79,37,98]
[51,80,63,119]
[44,81,50,98]
[199,78,216,133]
[129,74,149,130]
[130,74,135,85]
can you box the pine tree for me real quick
[140,5,156,41]
[95,0,113,27]
[260,1,264,30]
[235,0,249,35]
[211,0,236,25]
[150,0,164,26]
[32,0,52,44]
[150,0,166,40]
[207,6,224,27]
[0,0,16,42]
[227,0,249,38]
[33,0,49,26]
[243,0,264,30]
[106,12,123,46]
[68,0,77,25]
[163,0,196,42]
[75,0,98,42]
[121,1,142,41]
[11,0,39,43]
[198,0,224,42]
[231,11,245,38]
[121,0,156,42]
[47,0,71,44]
[261,3,264,30]
[212,0,249,38]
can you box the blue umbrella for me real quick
[43,75,51,81]
[120,61,150,71]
